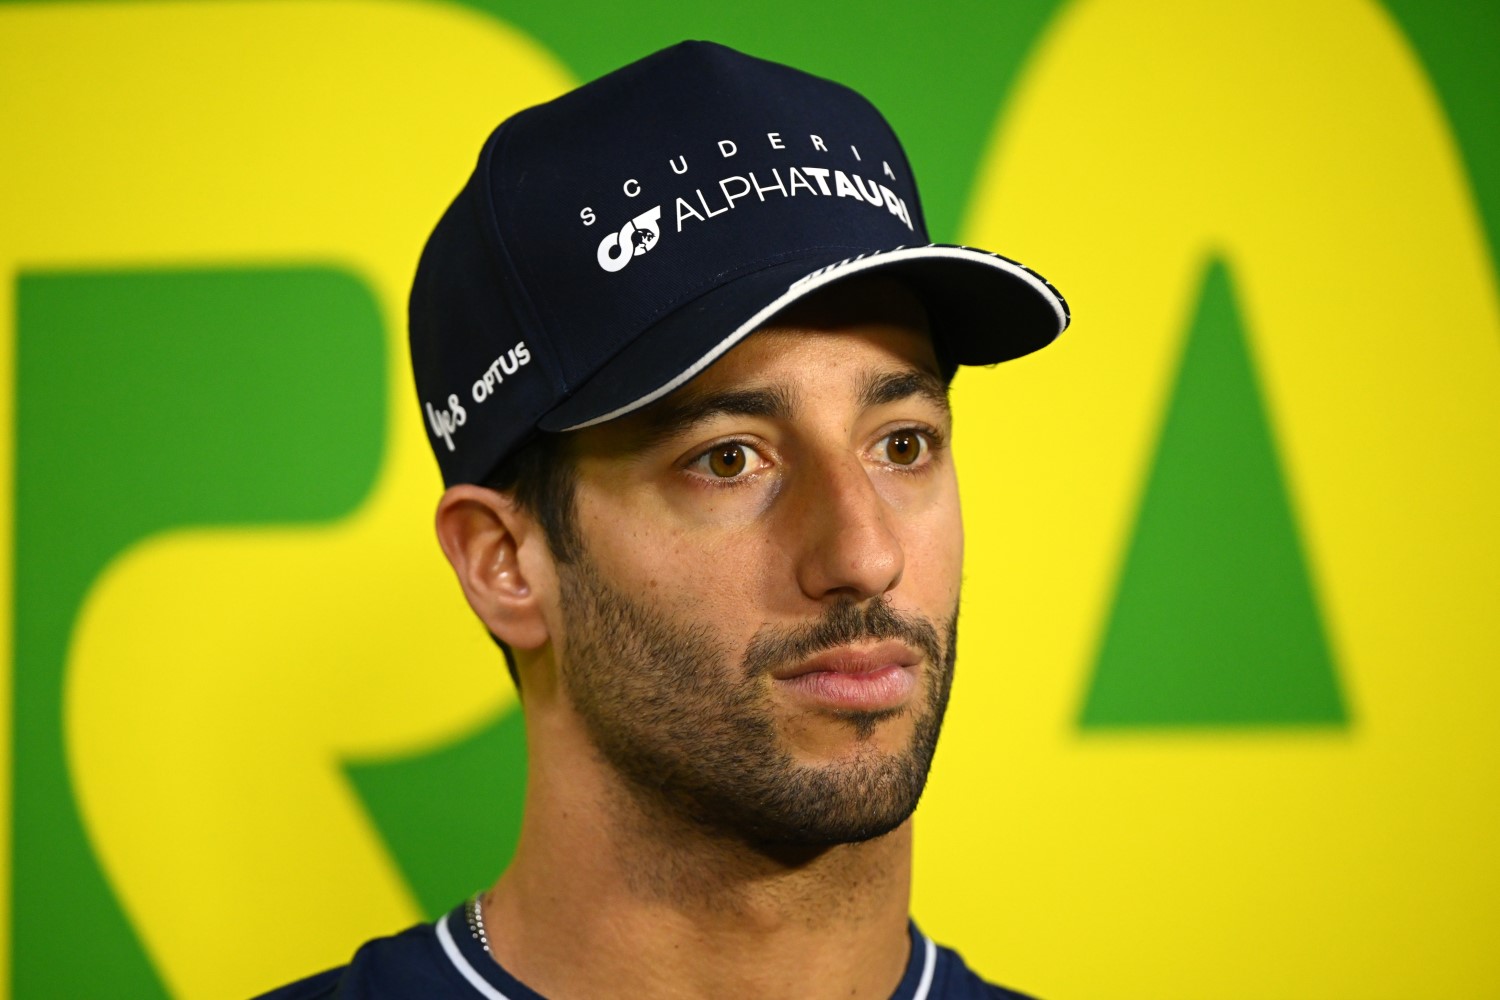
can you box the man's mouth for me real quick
[771,641,920,710]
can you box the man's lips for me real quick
[770,640,921,680]
[771,641,921,710]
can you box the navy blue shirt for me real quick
[255,904,1036,999]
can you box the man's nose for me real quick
[790,450,905,603]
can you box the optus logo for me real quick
[596,204,663,272]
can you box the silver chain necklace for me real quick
[465,891,493,956]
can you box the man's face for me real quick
[550,284,964,848]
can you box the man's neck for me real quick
[482,741,914,1000]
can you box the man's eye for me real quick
[690,442,764,479]
[881,430,926,466]
[708,445,747,477]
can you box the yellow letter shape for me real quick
[1,3,571,998]
[920,1,1500,997]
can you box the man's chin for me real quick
[702,745,934,851]
[778,702,917,756]
[736,794,920,854]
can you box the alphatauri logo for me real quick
[597,204,663,272]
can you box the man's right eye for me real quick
[687,441,768,481]
[707,444,747,477]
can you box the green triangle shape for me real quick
[344,704,528,919]
[1079,259,1348,729]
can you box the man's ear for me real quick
[434,485,551,652]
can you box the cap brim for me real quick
[538,243,1069,432]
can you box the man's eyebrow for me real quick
[638,385,797,446]
[859,369,950,415]
[632,369,946,450]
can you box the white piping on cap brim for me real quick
[558,244,1067,431]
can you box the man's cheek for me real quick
[902,510,964,597]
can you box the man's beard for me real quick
[558,554,957,850]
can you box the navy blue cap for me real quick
[410,40,1069,486]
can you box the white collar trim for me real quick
[912,933,937,1000]
[436,912,513,1000]
[436,910,935,1000]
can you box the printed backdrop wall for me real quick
[2,1,1497,997]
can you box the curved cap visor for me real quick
[538,243,1070,432]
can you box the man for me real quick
[262,40,1067,1000]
